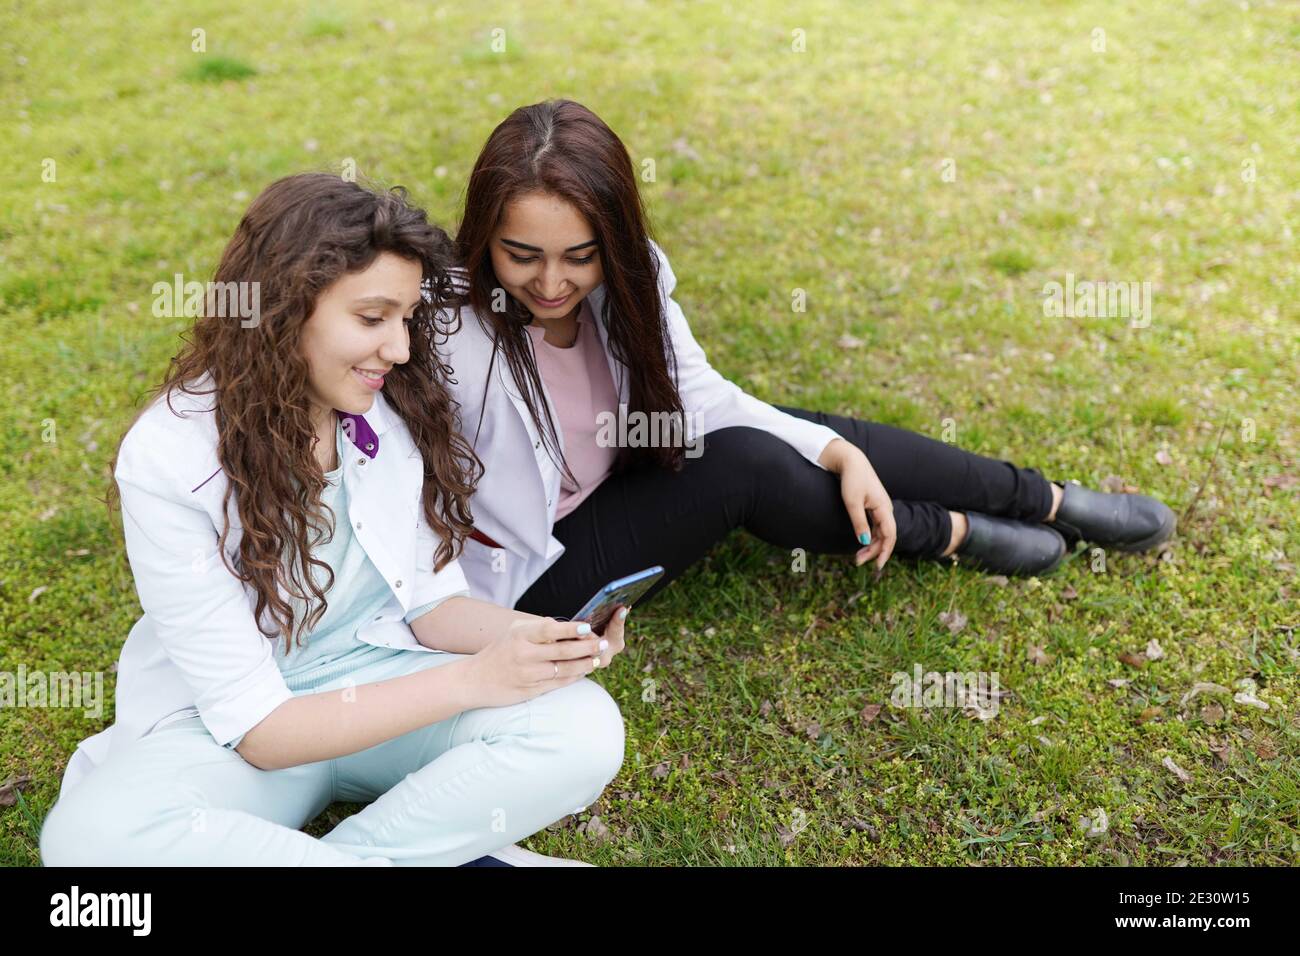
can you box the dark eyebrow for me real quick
[500,238,598,253]
[352,295,423,311]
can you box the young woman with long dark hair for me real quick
[439,99,1175,618]
[39,172,626,867]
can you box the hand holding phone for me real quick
[570,566,664,632]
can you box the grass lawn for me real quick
[1,0,1297,866]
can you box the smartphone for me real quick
[569,566,665,631]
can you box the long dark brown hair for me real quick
[111,172,482,653]
[454,98,686,476]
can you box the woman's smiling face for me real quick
[298,251,424,418]
[489,191,605,319]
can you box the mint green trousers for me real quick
[40,650,624,866]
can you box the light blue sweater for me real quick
[225,420,442,749]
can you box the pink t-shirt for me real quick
[524,300,620,521]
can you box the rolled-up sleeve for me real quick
[407,509,471,623]
[116,438,294,749]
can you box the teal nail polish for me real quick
[858,531,871,546]
[576,622,592,635]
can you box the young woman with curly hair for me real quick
[39,172,626,867]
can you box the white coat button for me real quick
[358,458,367,466]
[534,439,540,449]
[355,521,363,530]
[395,580,402,588]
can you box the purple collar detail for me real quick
[337,411,380,459]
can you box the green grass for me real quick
[2,0,1298,866]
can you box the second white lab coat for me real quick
[437,239,840,610]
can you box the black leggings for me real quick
[514,406,1057,618]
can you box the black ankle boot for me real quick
[1047,481,1176,553]
[954,512,1068,576]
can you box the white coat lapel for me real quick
[488,325,560,549]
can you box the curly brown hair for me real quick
[112,172,482,653]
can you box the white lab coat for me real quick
[438,239,840,610]
[58,377,470,794]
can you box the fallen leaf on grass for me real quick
[1179,681,1230,708]
[1118,651,1148,668]
[1233,678,1269,710]
[1145,639,1165,661]
[1077,807,1109,837]
[1162,756,1191,782]
[1200,703,1225,724]
[1254,738,1279,760]
[860,703,882,725]
[1027,644,1053,666]
[843,818,881,842]
[1137,706,1164,724]
[579,815,611,843]
[0,775,33,808]
[938,609,967,635]
[28,586,47,603]
[1099,475,1139,494]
